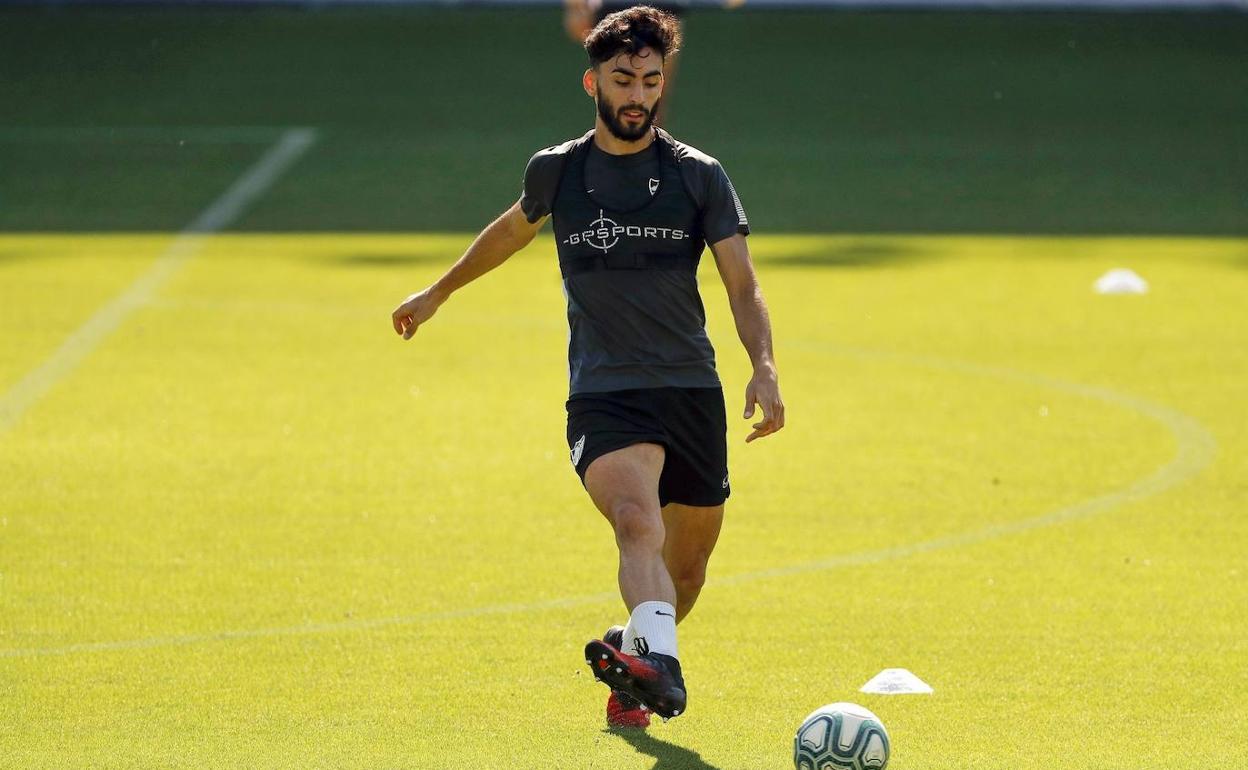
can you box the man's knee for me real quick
[611,500,665,551]
[670,562,707,597]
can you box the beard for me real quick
[596,86,660,142]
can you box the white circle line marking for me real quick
[716,342,1217,585]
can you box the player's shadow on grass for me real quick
[329,253,448,268]
[0,250,38,264]
[607,728,724,770]
[755,239,931,269]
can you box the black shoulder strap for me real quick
[653,127,704,208]
[549,131,596,213]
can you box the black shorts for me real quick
[566,386,729,508]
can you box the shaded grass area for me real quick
[611,728,726,769]
[1,7,1245,234]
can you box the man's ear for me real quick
[582,67,596,99]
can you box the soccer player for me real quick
[391,6,783,728]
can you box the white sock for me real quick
[621,601,678,659]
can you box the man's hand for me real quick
[390,202,540,341]
[391,286,446,340]
[743,364,784,443]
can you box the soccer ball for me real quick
[793,702,890,770]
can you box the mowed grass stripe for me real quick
[0,125,295,144]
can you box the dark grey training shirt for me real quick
[521,128,749,396]
[584,140,660,212]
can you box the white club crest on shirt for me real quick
[648,178,660,195]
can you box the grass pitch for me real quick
[3,231,1246,768]
[2,6,1246,768]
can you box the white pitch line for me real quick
[0,346,1215,659]
[0,127,318,438]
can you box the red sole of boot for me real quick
[584,640,684,720]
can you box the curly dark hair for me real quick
[584,6,682,67]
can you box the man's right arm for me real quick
[391,199,546,340]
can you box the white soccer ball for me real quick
[793,702,890,770]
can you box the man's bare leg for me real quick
[583,442,687,720]
[661,502,724,623]
[584,442,674,610]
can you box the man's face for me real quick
[591,47,664,142]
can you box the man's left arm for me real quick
[709,233,785,443]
